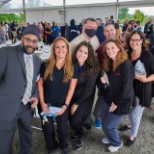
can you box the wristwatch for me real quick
[64,104,69,108]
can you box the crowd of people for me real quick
[0,20,61,45]
[0,15,154,154]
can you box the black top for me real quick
[40,62,78,107]
[129,50,154,107]
[71,65,98,106]
[46,27,51,33]
[10,22,16,31]
[103,60,135,114]
[147,33,154,52]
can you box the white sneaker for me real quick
[101,137,110,144]
[108,142,123,152]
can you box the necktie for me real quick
[22,56,32,105]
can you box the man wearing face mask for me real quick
[70,17,100,54]
[0,24,42,154]
[70,18,100,130]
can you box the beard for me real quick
[23,45,36,55]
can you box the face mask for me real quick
[85,28,96,38]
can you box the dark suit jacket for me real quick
[96,26,105,44]
[0,45,42,121]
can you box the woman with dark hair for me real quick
[119,31,154,146]
[127,22,134,33]
[37,37,78,154]
[100,39,135,152]
[69,41,99,150]
[122,22,134,47]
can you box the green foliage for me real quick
[118,8,154,26]
[134,9,144,23]
[118,8,129,20]
[0,13,25,25]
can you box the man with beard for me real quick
[0,24,42,154]
[70,18,100,130]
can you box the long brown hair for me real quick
[72,41,99,76]
[44,37,74,82]
[102,39,128,72]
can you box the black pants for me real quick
[0,103,33,154]
[39,108,69,151]
[69,104,87,138]
[82,87,96,124]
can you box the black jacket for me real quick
[129,50,154,107]
[71,67,98,106]
[103,60,135,115]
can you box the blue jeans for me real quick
[129,97,145,137]
[101,102,122,146]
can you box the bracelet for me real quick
[64,104,69,108]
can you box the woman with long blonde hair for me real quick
[38,37,78,154]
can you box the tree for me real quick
[0,13,24,24]
[118,8,129,20]
[134,9,144,23]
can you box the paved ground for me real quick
[13,102,154,154]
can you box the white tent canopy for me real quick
[1,0,154,10]
[0,0,11,7]
[0,0,154,24]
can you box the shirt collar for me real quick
[24,53,33,59]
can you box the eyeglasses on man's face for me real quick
[84,24,97,30]
[23,37,39,45]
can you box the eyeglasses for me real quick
[130,39,141,42]
[23,37,39,45]
[84,25,97,30]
